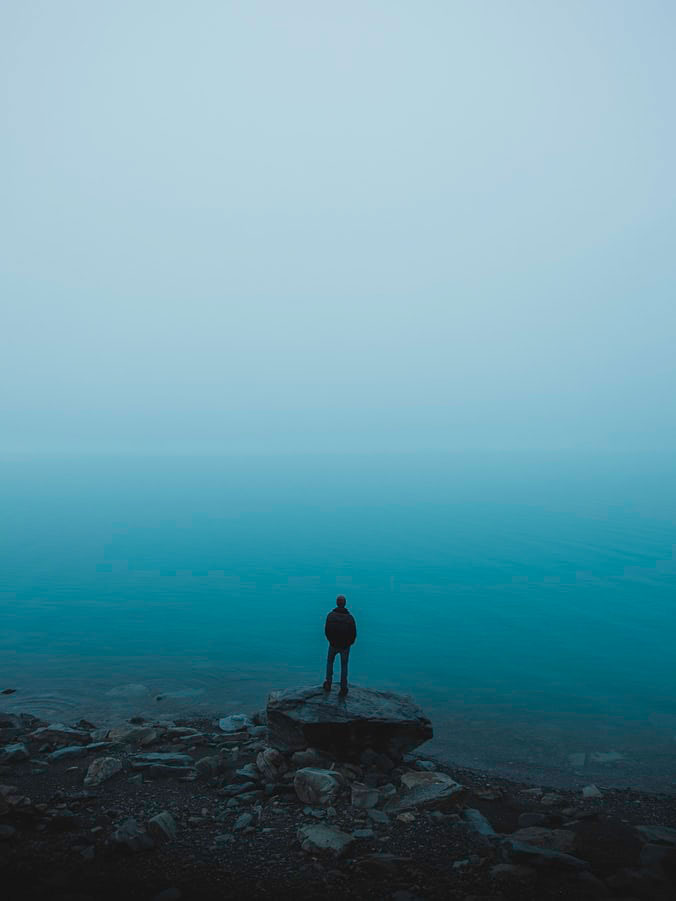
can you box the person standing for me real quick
[323,594,357,697]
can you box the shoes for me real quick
[322,681,331,692]
[338,686,348,697]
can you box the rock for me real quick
[582,784,603,799]
[130,752,193,769]
[48,745,88,762]
[414,759,437,771]
[219,714,253,733]
[386,771,463,812]
[510,827,576,853]
[294,768,342,806]
[353,828,376,839]
[147,811,177,842]
[0,688,16,695]
[502,839,588,870]
[0,743,30,764]
[540,792,564,806]
[351,781,380,809]
[396,812,416,824]
[256,747,287,781]
[291,748,327,768]
[233,812,253,831]
[491,863,537,884]
[636,824,676,845]
[518,812,548,828]
[266,685,433,756]
[298,824,354,856]
[234,763,259,782]
[0,824,16,840]
[367,808,390,824]
[112,817,154,852]
[28,724,90,746]
[214,833,233,845]
[463,808,498,838]
[84,757,122,786]
[195,756,221,777]
[107,724,160,746]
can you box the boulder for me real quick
[297,824,354,856]
[294,768,342,806]
[84,757,122,786]
[266,685,432,757]
[386,771,464,812]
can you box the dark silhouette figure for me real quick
[323,594,357,697]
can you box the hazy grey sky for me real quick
[2,1,675,452]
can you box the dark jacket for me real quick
[325,606,357,650]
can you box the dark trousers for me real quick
[325,645,350,689]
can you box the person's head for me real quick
[336,594,346,607]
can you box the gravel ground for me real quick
[1,711,675,900]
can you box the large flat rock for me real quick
[266,685,432,757]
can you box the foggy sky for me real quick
[2,1,675,453]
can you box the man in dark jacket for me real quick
[323,594,357,697]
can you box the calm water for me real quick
[1,452,675,791]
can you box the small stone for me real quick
[218,714,253,733]
[298,824,354,856]
[234,812,253,831]
[147,811,177,842]
[0,824,16,840]
[0,743,30,764]
[396,812,416,823]
[294,768,341,806]
[581,784,603,799]
[414,759,437,771]
[195,756,221,777]
[84,757,122,786]
[28,724,90,745]
[540,792,564,806]
[509,826,576,853]
[112,817,154,852]
[351,781,380,809]
[48,745,88,762]
[353,828,375,839]
[518,812,548,828]
[367,808,390,824]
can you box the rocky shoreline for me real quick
[1,686,675,900]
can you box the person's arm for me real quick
[324,615,331,642]
[350,616,357,645]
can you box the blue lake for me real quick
[1,452,675,791]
